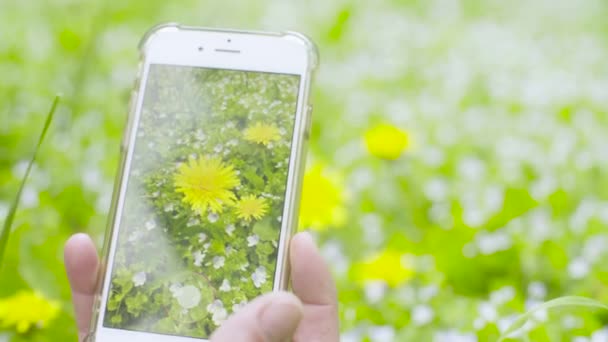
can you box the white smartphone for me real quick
[85,24,318,342]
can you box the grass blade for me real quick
[0,95,60,268]
[498,296,608,341]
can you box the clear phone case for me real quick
[84,23,318,342]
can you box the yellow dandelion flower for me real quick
[0,291,59,333]
[235,195,269,221]
[352,249,414,287]
[299,164,345,230]
[174,156,240,215]
[364,123,409,160]
[243,122,281,146]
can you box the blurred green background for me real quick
[2,0,608,341]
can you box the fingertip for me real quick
[259,292,303,341]
[64,233,96,256]
[64,233,99,294]
[64,233,99,338]
[291,231,317,255]
[290,231,337,306]
[210,292,303,342]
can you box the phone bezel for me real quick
[93,27,313,342]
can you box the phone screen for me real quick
[103,64,301,338]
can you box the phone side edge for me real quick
[83,43,149,342]
[273,33,318,291]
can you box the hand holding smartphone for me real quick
[84,24,319,342]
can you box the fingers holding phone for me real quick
[65,232,339,342]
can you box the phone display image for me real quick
[103,64,300,338]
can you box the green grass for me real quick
[0,96,59,267]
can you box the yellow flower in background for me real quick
[0,291,59,333]
[174,156,240,215]
[364,123,409,160]
[299,165,345,230]
[353,249,414,287]
[243,122,281,146]
[235,195,269,221]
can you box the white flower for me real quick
[187,218,200,227]
[368,325,395,342]
[240,262,249,271]
[207,300,228,326]
[208,213,219,223]
[232,300,247,313]
[247,234,260,247]
[193,251,205,266]
[527,281,547,299]
[475,230,512,255]
[433,329,477,342]
[592,328,608,342]
[412,305,434,326]
[225,224,235,236]
[169,283,182,296]
[198,232,207,242]
[145,220,156,230]
[132,272,146,287]
[174,285,201,310]
[568,258,590,279]
[418,285,438,302]
[490,286,516,305]
[424,178,449,202]
[164,203,174,212]
[195,129,206,141]
[207,299,223,313]
[252,266,267,288]
[364,281,386,304]
[219,279,231,292]
[478,301,498,322]
[213,256,225,269]
[128,231,141,242]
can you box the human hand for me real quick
[64,232,339,342]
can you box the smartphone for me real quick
[85,24,318,342]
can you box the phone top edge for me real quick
[139,23,319,72]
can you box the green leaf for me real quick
[327,6,352,41]
[252,217,276,241]
[498,296,608,341]
[0,95,60,269]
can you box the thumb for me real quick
[210,292,303,342]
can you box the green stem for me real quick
[0,96,60,269]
